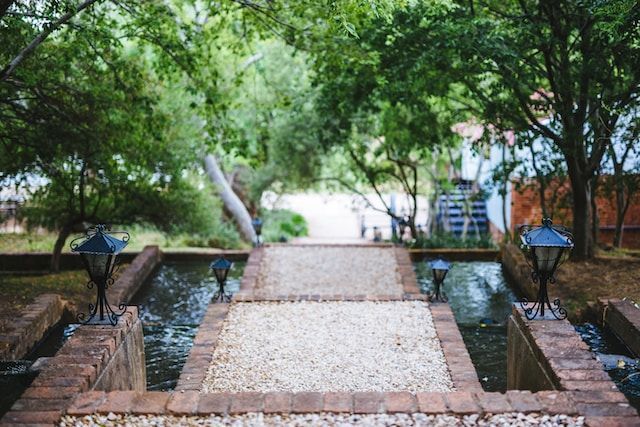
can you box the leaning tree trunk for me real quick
[204,154,256,243]
[50,222,74,272]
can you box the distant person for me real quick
[360,215,366,238]
[373,226,382,242]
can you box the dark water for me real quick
[575,323,640,410]
[130,262,245,391]
[414,261,518,391]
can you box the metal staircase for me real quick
[436,180,488,236]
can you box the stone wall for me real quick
[0,308,145,425]
[501,243,537,301]
[598,298,640,358]
[408,248,500,262]
[0,294,66,360]
[108,245,162,305]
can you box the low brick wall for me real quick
[0,294,66,360]
[408,248,500,262]
[506,305,638,423]
[501,243,538,301]
[108,245,162,306]
[0,252,140,272]
[65,389,581,417]
[598,298,640,358]
[0,308,144,425]
[508,305,617,392]
[162,250,250,263]
[430,303,483,392]
[232,247,264,298]
[395,248,421,295]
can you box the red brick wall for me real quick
[511,176,640,249]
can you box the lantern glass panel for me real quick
[213,267,229,283]
[533,246,562,275]
[81,253,114,283]
[432,268,448,283]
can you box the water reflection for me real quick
[130,261,244,391]
[415,261,518,391]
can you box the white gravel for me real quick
[255,246,402,296]
[60,413,585,426]
[202,301,452,393]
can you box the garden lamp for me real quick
[429,258,451,302]
[519,218,574,320]
[70,224,130,325]
[252,217,263,247]
[210,257,233,303]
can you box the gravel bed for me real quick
[60,413,585,426]
[255,246,402,296]
[202,301,452,393]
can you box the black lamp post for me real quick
[519,218,574,320]
[210,257,233,302]
[429,258,451,302]
[70,224,130,325]
[252,217,263,247]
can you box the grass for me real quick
[0,224,248,254]
[0,265,129,332]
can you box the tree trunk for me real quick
[204,154,256,243]
[569,177,594,260]
[50,222,74,272]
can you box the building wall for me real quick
[510,178,640,249]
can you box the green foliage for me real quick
[410,233,497,250]
[260,209,308,242]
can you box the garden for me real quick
[1,0,640,426]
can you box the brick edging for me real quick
[394,247,421,295]
[430,303,483,392]
[0,293,66,360]
[175,304,229,391]
[0,308,141,425]
[64,389,640,426]
[511,305,620,393]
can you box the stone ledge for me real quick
[0,308,142,426]
[0,293,66,360]
[64,390,640,422]
[232,294,430,302]
[408,248,501,262]
[430,303,483,392]
[175,304,230,391]
[395,247,422,295]
[598,298,640,358]
[509,305,629,405]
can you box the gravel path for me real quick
[255,246,402,296]
[60,413,585,426]
[202,301,452,393]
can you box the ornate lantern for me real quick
[210,257,233,302]
[429,258,451,302]
[519,218,574,320]
[70,224,129,325]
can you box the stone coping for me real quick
[63,389,639,426]
[0,293,66,361]
[510,305,622,394]
[408,248,501,262]
[0,308,140,426]
[430,303,483,392]
[598,297,640,358]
